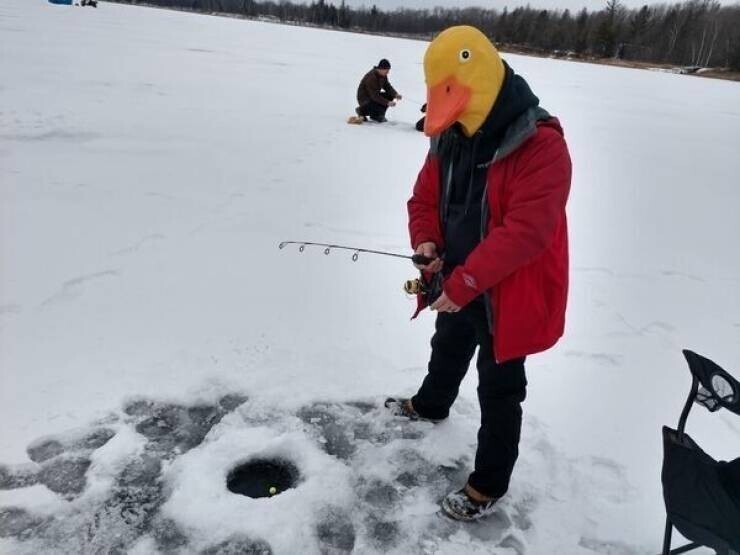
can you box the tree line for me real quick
[112,0,740,70]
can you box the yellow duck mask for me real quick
[423,26,506,138]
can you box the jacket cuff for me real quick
[444,267,482,308]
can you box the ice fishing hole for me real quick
[226,458,300,498]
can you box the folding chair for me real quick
[661,350,740,555]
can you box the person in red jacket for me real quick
[385,26,571,521]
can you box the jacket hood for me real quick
[431,62,551,164]
[475,62,540,158]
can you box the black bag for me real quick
[661,350,740,555]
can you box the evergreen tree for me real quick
[110,0,740,70]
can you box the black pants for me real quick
[358,90,395,122]
[412,299,527,498]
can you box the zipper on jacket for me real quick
[440,156,454,235]
[481,148,500,344]
[463,134,481,217]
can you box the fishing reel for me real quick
[404,278,427,295]
[403,272,443,304]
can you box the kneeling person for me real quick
[355,59,402,123]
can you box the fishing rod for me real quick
[278,241,438,296]
[403,96,426,107]
[278,241,434,266]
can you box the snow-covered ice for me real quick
[1,0,739,553]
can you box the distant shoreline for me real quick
[104,1,740,82]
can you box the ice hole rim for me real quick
[226,457,301,499]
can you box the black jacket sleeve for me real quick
[384,79,398,99]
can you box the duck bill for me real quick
[424,76,472,137]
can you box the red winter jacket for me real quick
[408,109,571,362]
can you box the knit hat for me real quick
[376,59,391,70]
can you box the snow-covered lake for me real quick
[1,0,739,553]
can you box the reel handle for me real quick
[411,254,436,266]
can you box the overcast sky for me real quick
[341,0,736,12]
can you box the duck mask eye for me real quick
[459,49,472,63]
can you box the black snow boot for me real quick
[441,488,499,521]
[384,398,444,423]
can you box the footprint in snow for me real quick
[1,395,534,554]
